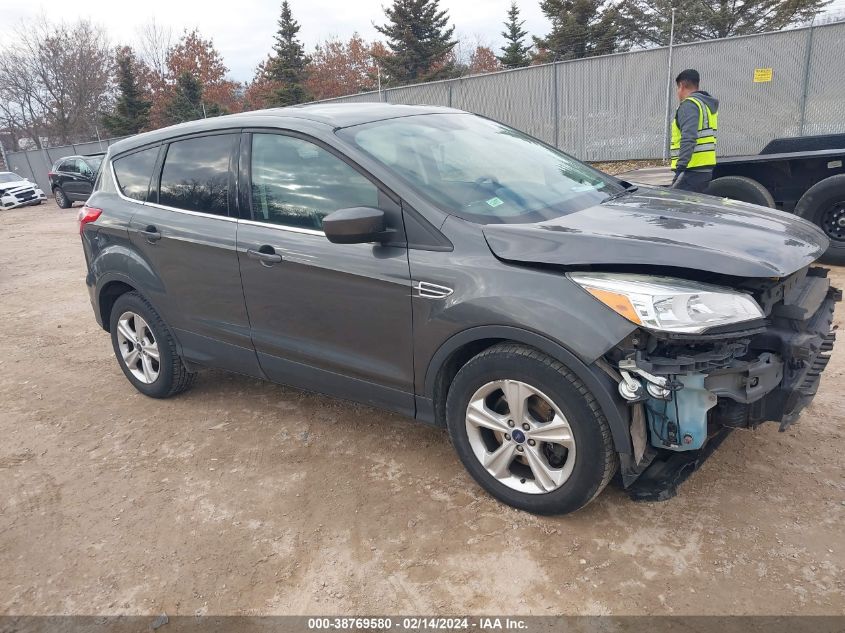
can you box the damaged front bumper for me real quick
[605,266,839,498]
[1,189,47,209]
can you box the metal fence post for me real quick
[22,150,37,184]
[661,8,677,164]
[552,62,560,148]
[798,20,816,136]
[0,141,8,171]
[576,65,583,158]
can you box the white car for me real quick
[0,171,47,209]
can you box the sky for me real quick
[0,0,552,82]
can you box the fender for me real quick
[91,243,165,300]
[421,325,632,454]
[93,269,188,361]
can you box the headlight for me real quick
[568,272,764,333]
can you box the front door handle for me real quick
[247,246,283,265]
[140,225,161,243]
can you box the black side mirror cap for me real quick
[323,207,395,244]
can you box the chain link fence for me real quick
[4,137,128,197]
[5,20,844,192]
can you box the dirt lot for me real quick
[1,201,844,616]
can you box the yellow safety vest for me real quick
[670,96,717,170]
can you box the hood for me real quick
[0,178,35,192]
[482,186,828,278]
[692,90,718,113]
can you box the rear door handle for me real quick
[140,225,161,243]
[247,246,283,265]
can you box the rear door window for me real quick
[113,147,158,202]
[158,135,233,215]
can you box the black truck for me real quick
[623,133,845,264]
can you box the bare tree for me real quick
[0,46,48,149]
[136,19,173,86]
[0,17,113,147]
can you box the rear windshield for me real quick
[337,113,622,224]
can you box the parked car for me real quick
[48,154,104,208]
[79,104,839,514]
[0,171,47,209]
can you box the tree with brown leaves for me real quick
[305,35,387,101]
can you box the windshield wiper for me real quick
[602,182,639,203]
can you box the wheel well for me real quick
[98,281,135,332]
[431,338,505,426]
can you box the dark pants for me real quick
[671,169,712,193]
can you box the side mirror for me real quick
[323,207,392,244]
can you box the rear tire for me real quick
[445,343,617,515]
[109,292,196,398]
[53,187,71,209]
[794,174,845,265]
[706,175,775,208]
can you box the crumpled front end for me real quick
[1,182,47,209]
[601,266,839,495]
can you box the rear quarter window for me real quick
[158,135,233,215]
[113,147,159,202]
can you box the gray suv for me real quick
[80,104,839,514]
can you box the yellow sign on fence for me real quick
[754,68,773,83]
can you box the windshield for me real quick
[338,113,623,224]
[0,173,22,183]
[84,156,103,173]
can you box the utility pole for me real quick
[662,8,677,164]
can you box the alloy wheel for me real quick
[465,380,576,494]
[115,311,160,384]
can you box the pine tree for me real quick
[498,2,532,68]
[265,1,310,106]
[617,0,829,46]
[164,72,223,124]
[102,47,151,136]
[534,0,623,60]
[375,0,458,85]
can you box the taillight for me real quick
[48,172,55,178]
[78,205,102,235]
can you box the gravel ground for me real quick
[590,159,665,175]
[1,201,844,616]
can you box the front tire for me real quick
[794,174,845,265]
[446,344,617,515]
[53,187,71,209]
[109,292,196,398]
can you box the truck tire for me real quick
[705,176,775,209]
[794,174,845,265]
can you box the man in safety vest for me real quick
[671,69,719,193]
